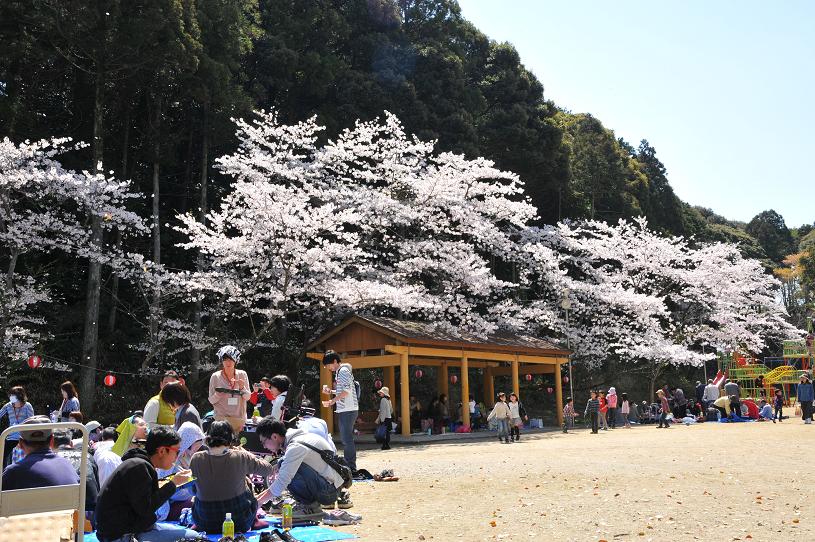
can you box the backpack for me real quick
[298,441,354,489]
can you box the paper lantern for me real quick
[414,369,423,379]
[562,376,569,384]
[546,387,554,394]
[374,379,382,389]
[104,374,117,387]
[450,375,458,385]
[27,354,42,369]
[524,374,533,381]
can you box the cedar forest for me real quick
[1,0,813,421]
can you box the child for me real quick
[620,392,631,428]
[507,393,527,441]
[757,399,774,421]
[597,390,609,430]
[773,389,783,423]
[584,391,600,434]
[656,389,671,428]
[487,392,512,444]
[606,387,618,429]
[563,397,576,433]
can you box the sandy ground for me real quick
[334,421,813,542]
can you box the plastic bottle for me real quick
[253,406,261,418]
[222,512,235,538]
[282,503,293,531]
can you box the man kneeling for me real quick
[94,426,196,542]
[256,417,344,520]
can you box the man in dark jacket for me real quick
[94,426,197,542]
[2,416,78,490]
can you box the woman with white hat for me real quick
[375,386,393,450]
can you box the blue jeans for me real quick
[104,522,199,542]
[288,462,339,505]
[336,410,358,472]
[496,418,509,439]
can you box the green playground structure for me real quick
[716,323,813,406]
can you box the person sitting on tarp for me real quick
[712,395,735,419]
[757,399,775,422]
[94,426,196,542]
[2,415,78,490]
[255,417,345,521]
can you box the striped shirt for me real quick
[0,402,36,440]
[334,364,358,413]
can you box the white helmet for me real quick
[216,345,241,364]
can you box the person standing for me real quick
[249,376,276,418]
[702,378,719,410]
[143,371,180,430]
[673,388,688,419]
[656,390,671,428]
[507,393,527,441]
[797,374,814,424]
[597,390,609,431]
[773,388,784,422]
[695,380,705,409]
[409,396,422,432]
[606,387,618,429]
[620,392,632,428]
[584,392,600,434]
[208,346,251,433]
[724,379,740,415]
[0,386,35,468]
[487,392,512,444]
[321,350,359,473]
[57,381,81,422]
[375,387,393,450]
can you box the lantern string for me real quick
[27,352,166,377]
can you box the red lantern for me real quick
[414,369,423,379]
[450,375,458,385]
[547,387,554,394]
[27,354,42,369]
[524,374,533,381]
[104,374,117,387]
[374,379,382,389]
[562,376,569,384]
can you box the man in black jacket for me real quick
[94,426,197,542]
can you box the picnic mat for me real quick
[85,523,356,542]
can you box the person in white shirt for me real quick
[93,427,121,487]
[268,375,291,422]
[375,387,393,450]
[702,378,720,409]
[320,350,358,472]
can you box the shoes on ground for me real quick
[337,489,353,509]
[322,509,363,526]
[292,502,325,520]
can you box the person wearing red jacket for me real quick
[249,376,276,417]
[597,390,609,431]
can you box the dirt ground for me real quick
[336,421,813,542]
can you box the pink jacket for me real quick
[607,389,618,408]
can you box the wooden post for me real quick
[385,365,396,416]
[461,354,470,428]
[400,352,411,436]
[511,357,520,396]
[485,366,495,405]
[320,362,334,434]
[438,362,449,398]
[554,362,564,427]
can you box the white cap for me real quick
[225,512,232,519]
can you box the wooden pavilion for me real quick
[307,314,571,436]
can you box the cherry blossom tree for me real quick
[0,137,146,367]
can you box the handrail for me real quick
[0,421,89,541]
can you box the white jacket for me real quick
[270,428,344,498]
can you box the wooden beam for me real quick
[485,366,494,404]
[400,352,410,436]
[385,345,566,364]
[461,354,470,428]
[491,365,556,376]
[398,357,499,368]
[385,366,396,416]
[319,361,333,434]
[555,363,564,427]
[511,357,520,397]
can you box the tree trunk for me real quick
[80,71,105,416]
[148,93,162,368]
[107,108,130,336]
[190,104,208,379]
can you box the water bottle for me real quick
[222,512,235,538]
[282,503,293,531]
[253,406,261,418]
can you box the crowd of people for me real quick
[0,347,362,542]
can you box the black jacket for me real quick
[94,448,176,539]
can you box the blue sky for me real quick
[458,1,814,228]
